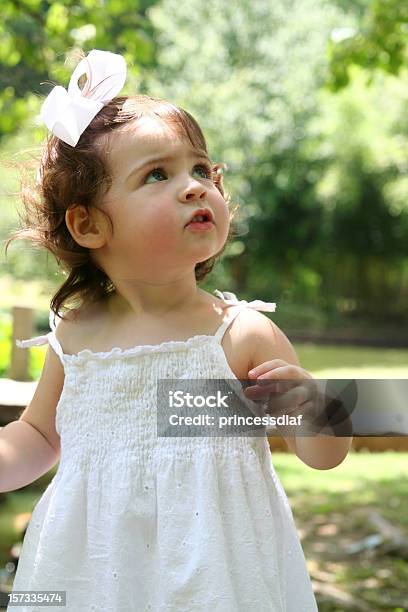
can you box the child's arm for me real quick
[0,340,64,492]
[245,310,353,470]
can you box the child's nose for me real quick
[179,180,207,202]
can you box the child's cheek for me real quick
[143,214,179,252]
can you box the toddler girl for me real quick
[4,49,351,611]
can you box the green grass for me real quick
[272,451,408,527]
[295,343,408,372]
[273,452,408,611]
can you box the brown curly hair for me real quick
[5,94,239,320]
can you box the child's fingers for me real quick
[256,366,309,384]
[244,375,304,400]
[244,379,308,405]
[248,360,289,378]
[244,381,281,400]
[257,367,289,384]
[263,384,311,415]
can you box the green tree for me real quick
[313,67,408,318]
[0,0,157,138]
[328,0,408,90]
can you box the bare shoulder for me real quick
[197,292,299,374]
[52,309,78,356]
[240,308,300,369]
[54,301,101,355]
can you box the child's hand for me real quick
[243,359,320,422]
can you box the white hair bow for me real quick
[40,49,127,147]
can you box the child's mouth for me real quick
[186,221,214,231]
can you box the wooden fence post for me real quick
[8,306,34,381]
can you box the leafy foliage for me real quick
[0,0,157,138]
[327,0,408,90]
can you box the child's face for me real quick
[96,116,230,283]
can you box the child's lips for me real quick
[185,208,214,226]
[185,221,214,231]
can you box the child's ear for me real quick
[65,204,110,249]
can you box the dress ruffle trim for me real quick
[62,333,218,362]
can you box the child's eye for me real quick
[144,164,213,184]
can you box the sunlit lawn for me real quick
[272,451,408,611]
[295,343,408,378]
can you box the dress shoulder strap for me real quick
[212,290,276,344]
[15,309,65,362]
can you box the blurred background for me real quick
[0,0,407,610]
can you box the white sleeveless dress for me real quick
[10,290,318,612]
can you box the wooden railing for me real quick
[8,306,34,382]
